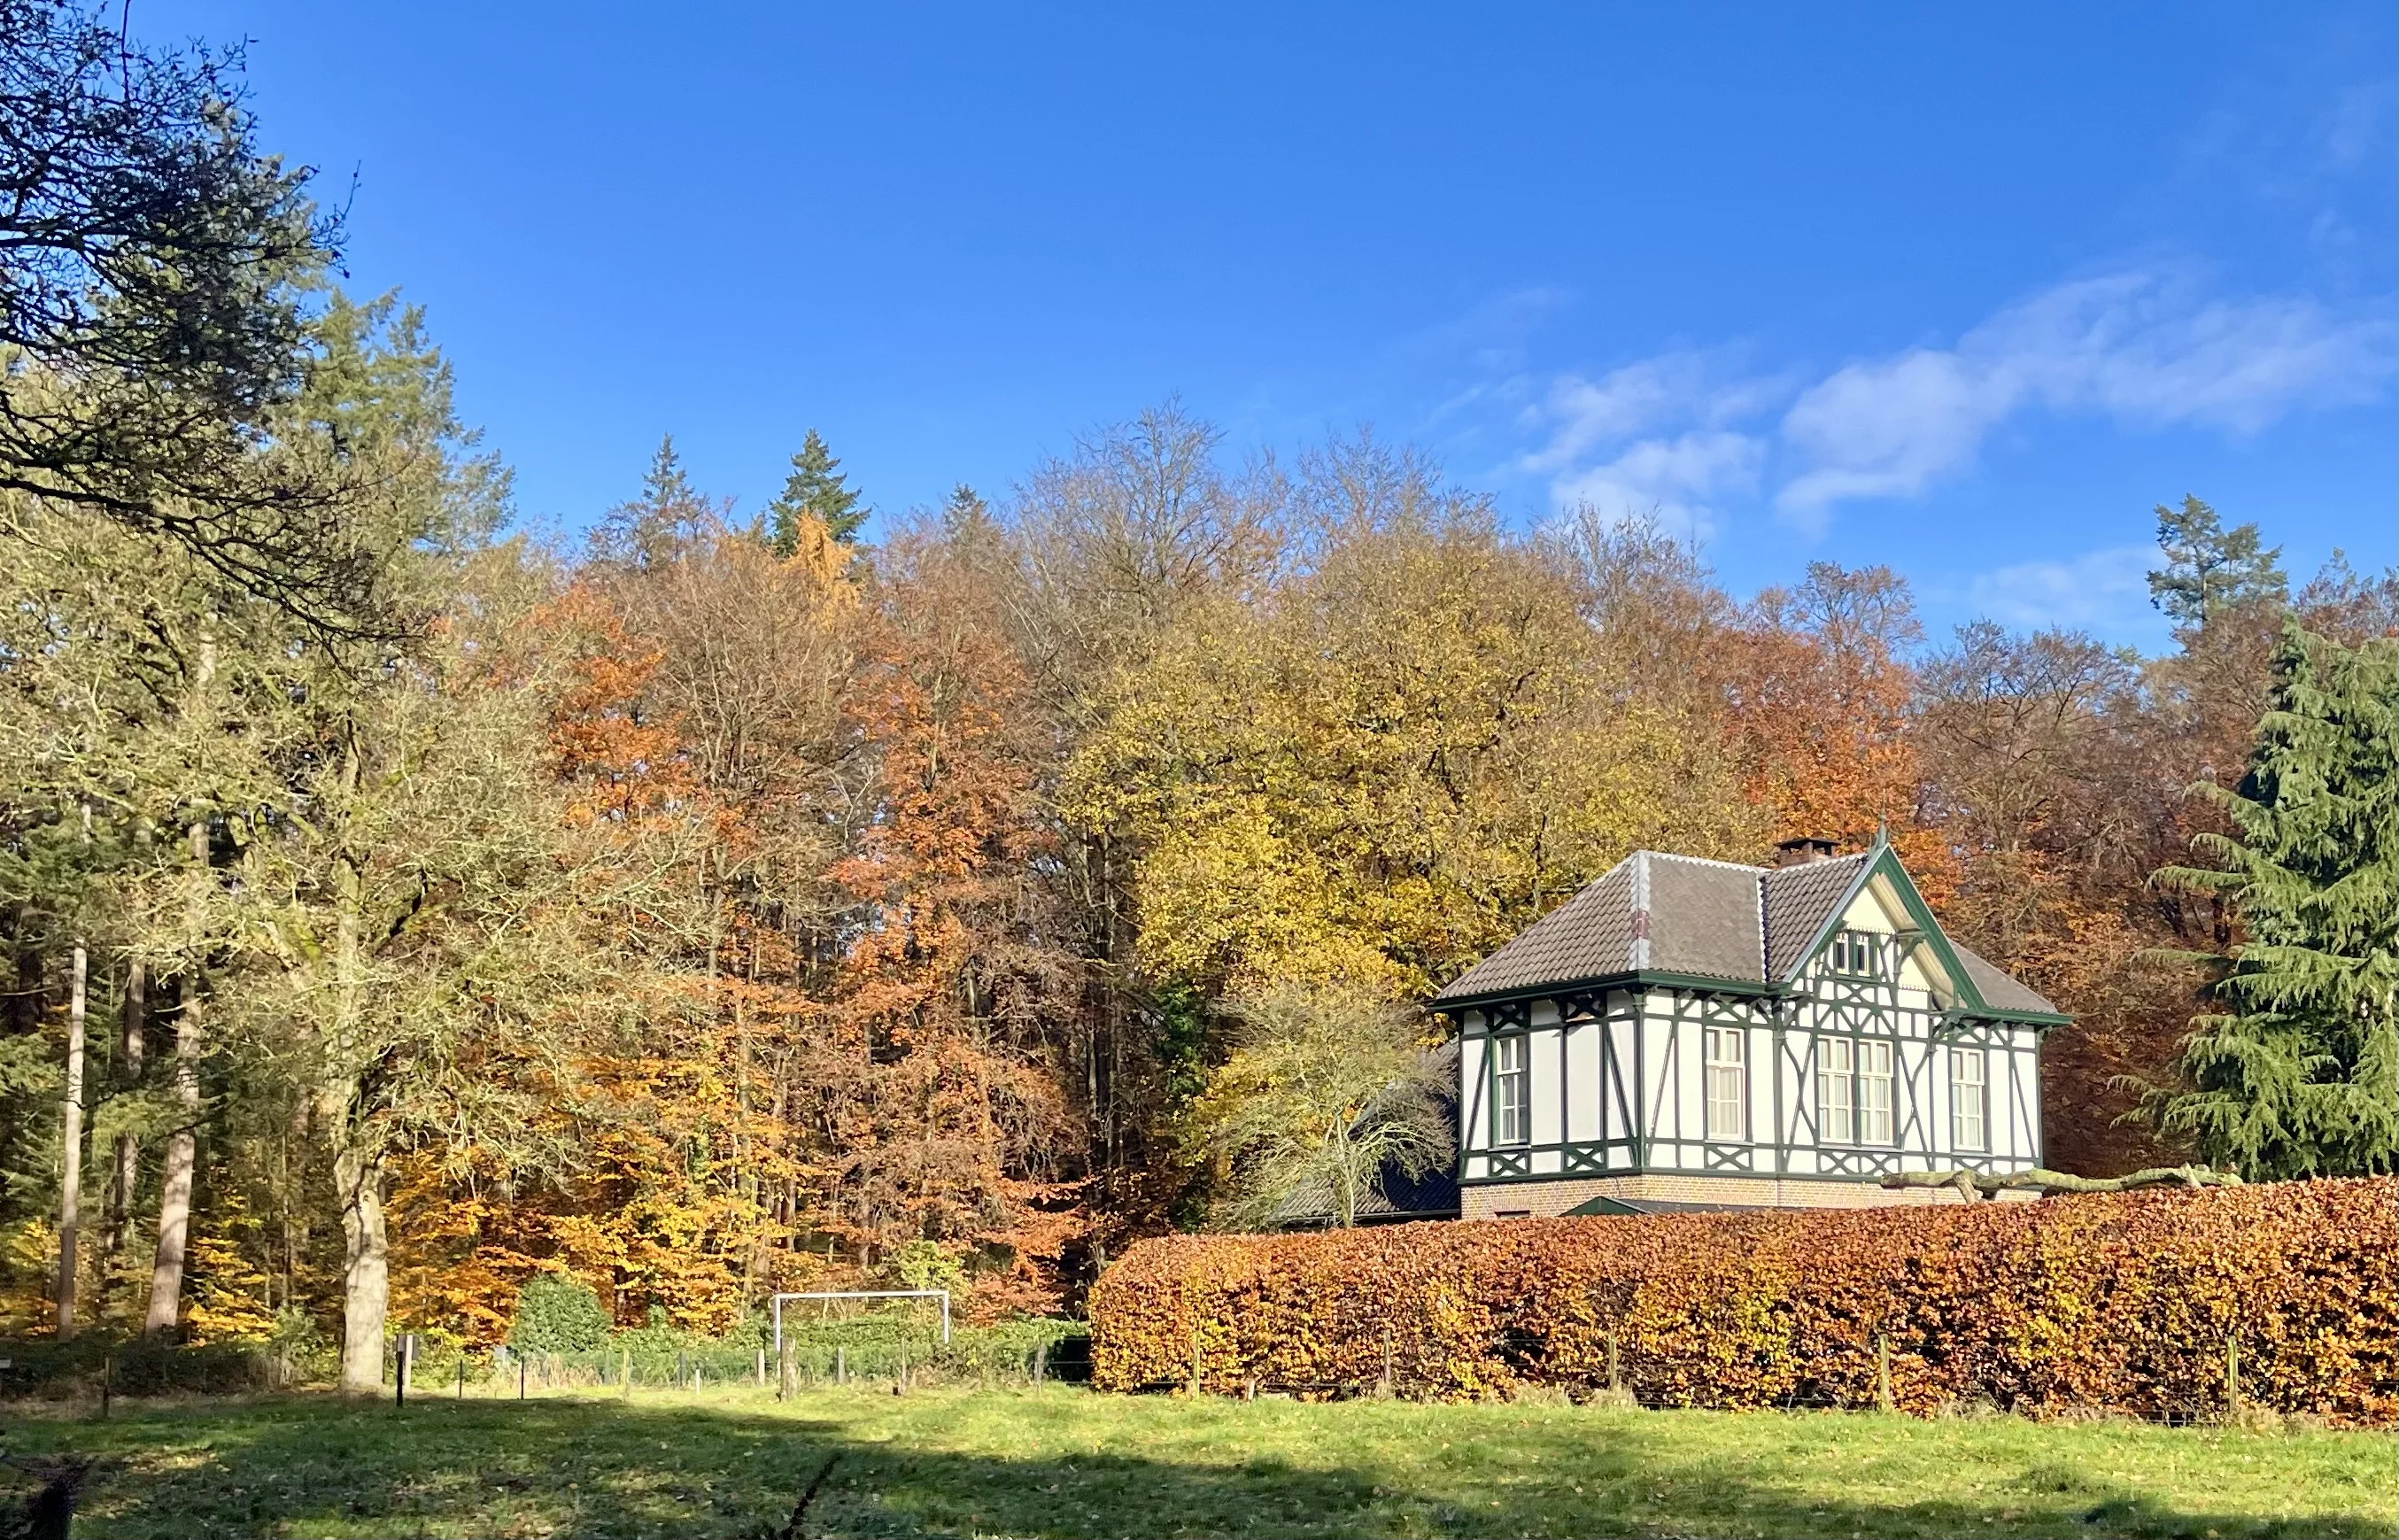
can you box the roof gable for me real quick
[1772,841,2067,1023]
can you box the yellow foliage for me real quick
[0,1219,56,1335]
[1067,518,1762,995]
[184,1194,276,1343]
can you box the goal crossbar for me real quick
[769,1288,952,1351]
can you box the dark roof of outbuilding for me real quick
[1266,1165,1463,1228]
[1266,1043,1462,1229]
[1431,844,2062,1022]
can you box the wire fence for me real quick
[0,1319,1090,1402]
[399,1315,1089,1398]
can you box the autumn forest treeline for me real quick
[1,0,2394,1395]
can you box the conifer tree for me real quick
[768,429,868,551]
[2147,495,2287,631]
[2155,619,2398,1178]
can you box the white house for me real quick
[1433,835,2065,1219]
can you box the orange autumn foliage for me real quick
[1092,1179,2399,1426]
[809,530,1085,1315]
[1722,561,1958,900]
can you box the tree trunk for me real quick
[331,1136,388,1396]
[148,622,217,1338]
[54,940,87,1336]
[143,982,200,1336]
[100,962,145,1291]
[325,725,387,1396]
[1879,1165,2241,1200]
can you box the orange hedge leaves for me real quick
[1088,1178,2397,1424]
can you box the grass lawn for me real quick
[0,1382,2388,1539]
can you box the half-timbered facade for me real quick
[1433,836,2067,1218]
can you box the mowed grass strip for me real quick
[0,1384,2387,1539]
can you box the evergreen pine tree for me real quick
[2147,495,2287,631]
[768,429,868,551]
[2155,618,2398,1178]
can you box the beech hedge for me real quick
[1087,1177,2396,1424]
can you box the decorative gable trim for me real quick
[1775,838,2070,1028]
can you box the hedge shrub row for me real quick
[1088,1178,2396,1425]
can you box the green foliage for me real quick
[0,0,375,628]
[507,1273,611,1353]
[2147,495,2287,631]
[1181,979,1452,1229]
[2155,621,2399,1178]
[768,427,867,549]
[886,1238,967,1294]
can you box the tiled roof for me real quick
[1646,854,1767,980]
[1436,859,1638,1002]
[1953,941,2062,1016]
[1761,854,1870,978]
[1436,851,1768,1002]
[1432,845,2062,1021]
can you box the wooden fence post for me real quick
[1875,1334,1893,1413]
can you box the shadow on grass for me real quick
[0,1393,2377,1540]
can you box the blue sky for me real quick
[155,3,2395,650]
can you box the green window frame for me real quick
[1492,1033,1530,1147]
[1705,1026,1746,1140]
[1949,1046,1987,1151]
[1816,1036,1855,1143]
[1828,929,1883,979]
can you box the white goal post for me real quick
[769,1288,952,1352]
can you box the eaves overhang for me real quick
[1430,968,1780,1016]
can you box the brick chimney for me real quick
[1775,836,1838,867]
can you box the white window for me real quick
[1950,1047,1987,1151]
[1831,932,1880,977]
[1705,1027,1746,1141]
[1493,1034,1529,1147]
[1859,1039,1895,1144]
[1817,1037,1855,1143]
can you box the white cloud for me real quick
[1490,268,2388,546]
[1515,351,1784,538]
[1522,350,1783,472]
[1777,273,2393,520]
[1549,430,1762,545]
[1962,544,2157,632]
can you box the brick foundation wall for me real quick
[1459,1172,2039,1219]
